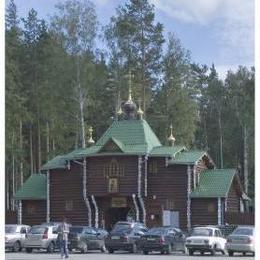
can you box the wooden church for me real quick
[15,87,249,230]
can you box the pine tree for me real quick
[105,0,164,114]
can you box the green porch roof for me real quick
[190,169,237,198]
[169,150,206,164]
[41,155,67,170]
[15,174,46,200]
[149,145,186,157]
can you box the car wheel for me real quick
[26,248,33,253]
[228,250,234,256]
[100,245,106,253]
[188,249,194,256]
[143,250,149,255]
[211,245,216,256]
[13,241,21,252]
[80,244,88,254]
[130,243,137,253]
[47,242,55,253]
[108,248,114,253]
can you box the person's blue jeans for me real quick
[60,239,69,258]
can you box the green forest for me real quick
[5,0,254,210]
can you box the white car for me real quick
[185,226,226,255]
[24,224,59,253]
[5,224,30,252]
[226,226,255,256]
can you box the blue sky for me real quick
[10,0,254,79]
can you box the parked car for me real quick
[5,224,30,252]
[93,227,108,239]
[185,226,226,255]
[68,226,106,253]
[139,226,186,255]
[226,225,255,256]
[24,224,59,253]
[105,221,148,253]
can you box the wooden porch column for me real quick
[46,170,50,223]
[217,197,221,225]
[187,165,191,230]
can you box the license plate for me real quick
[193,239,203,244]
[147,238,156,241]
[111,236,120,240]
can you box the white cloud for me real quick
[151,0,254,64]
[215,64,253,80]
[93,0,110,7]
[151,0,224,25]
[215,0,254,64]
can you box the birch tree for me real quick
[50,0,98,148]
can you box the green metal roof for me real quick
[190,169,237,198]
[41,155,67,170]
[95,119,161,153]
[15,174,46,200]
[150,145,186,157]
[169,150,206,164]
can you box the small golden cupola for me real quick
[137,99,144,119]
[168,124,176,146]
[87,126,95,146]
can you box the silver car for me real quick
[5,224,30,252]
[226,226,255,256]
[24,225,59,253]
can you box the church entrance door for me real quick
[105,207,130,231]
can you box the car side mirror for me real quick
[21,229,27,234]
[96,232,101,236]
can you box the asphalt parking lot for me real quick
[5,251,254,260]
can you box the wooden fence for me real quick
[225,212,254,225]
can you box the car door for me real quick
[83,228,99,249]
[217,230,226,250]
[170,230,184,251]
[20,227,27,247]
[133,228,145,247]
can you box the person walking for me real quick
[58,217,70,259]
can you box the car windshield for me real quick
[70,227,84,233]
[112,225,132,233]
[146,228,168,235]
[29,226,47,234]
[5,226,17,233]
[191,228,213,236]
[233,228,253,236]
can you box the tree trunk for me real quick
[218,111,223,168]
[38,117,41,171]
[77,55,86,149]
[19,120,23,186]
[30,125,33,175]
[11,132,15,211]
[46,121,50,161]
[243,125,249,194]
[52,139,56,152]
[79,90,86,149]
[6,173,9,210]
